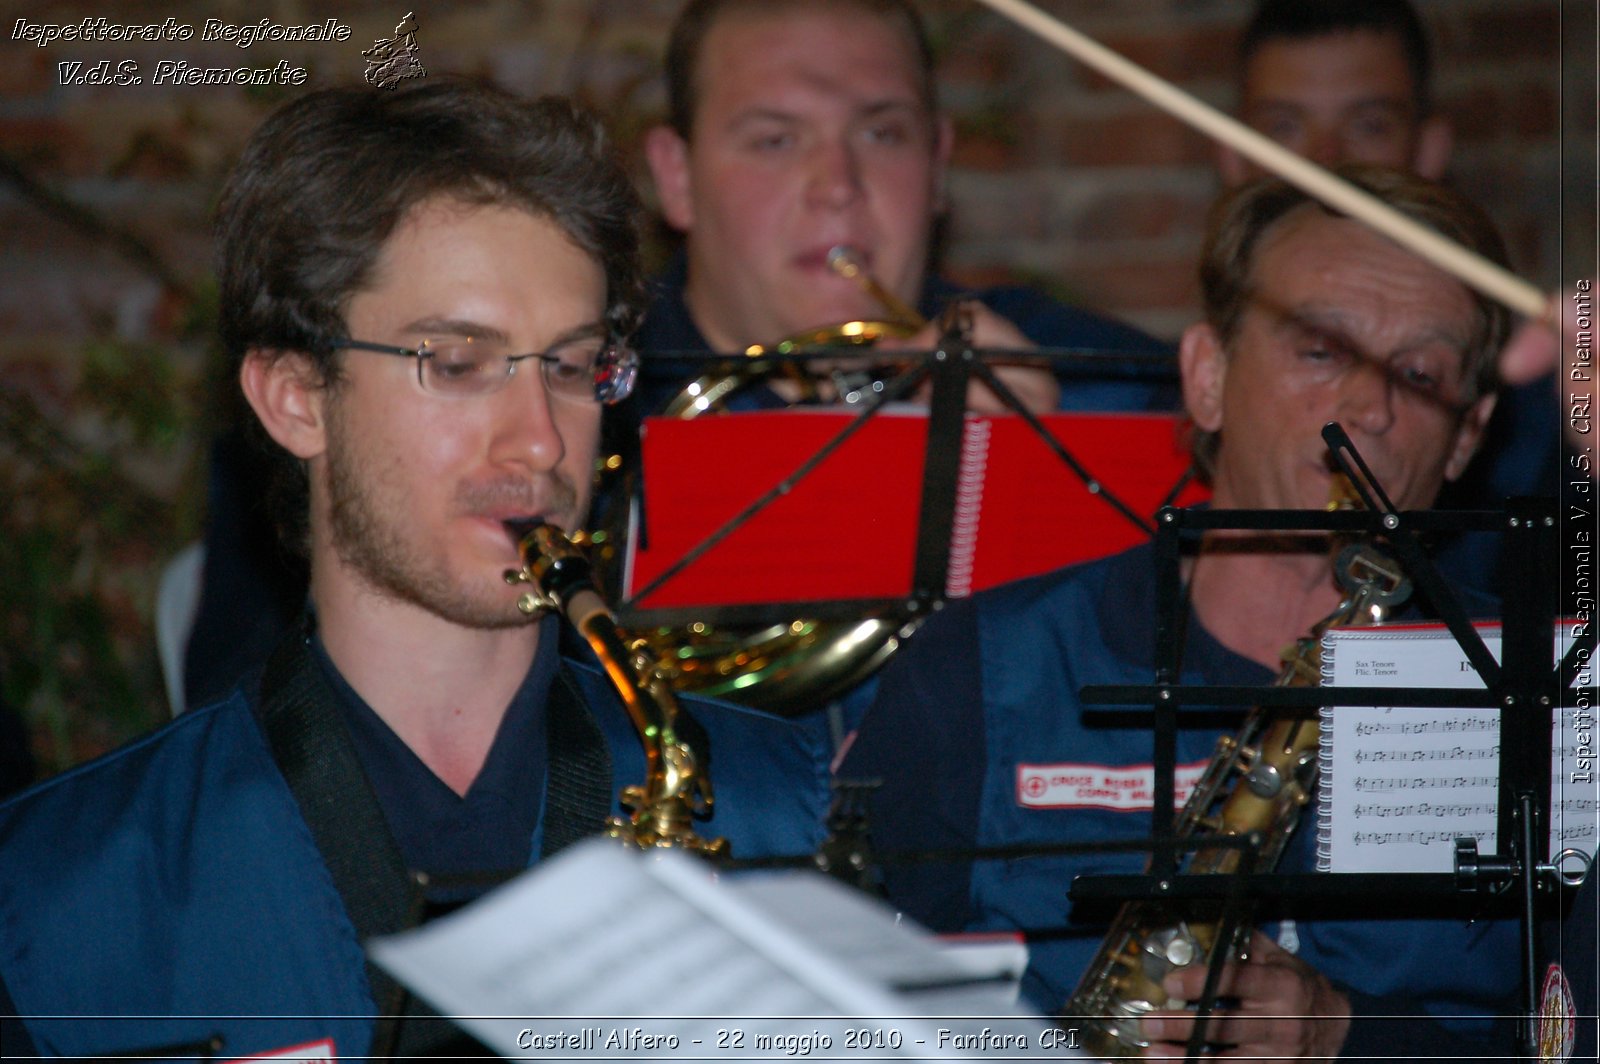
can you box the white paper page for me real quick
[913,938,1031,1015]
[368,838,1077,1059]
[1318,624,1596,874]
[725,874,1009,992]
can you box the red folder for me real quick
[623,409,1209,610]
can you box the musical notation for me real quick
[1352,745,1499,764]
[1351,802,1499,819]
[1560,819,1597,840]
[1317,623,1596,875]
[1353,775,1499,792]
[1352,829,1493,847]
[1352,716,1499,738]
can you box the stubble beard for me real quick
[323,417,580,631]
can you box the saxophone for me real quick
[1064,480,1410,1058]
[503,519,728,858]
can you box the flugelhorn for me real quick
[504,518,728,857]
[662,243,923,416]
[609,246,927,715]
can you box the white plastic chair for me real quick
[155,542,205,717]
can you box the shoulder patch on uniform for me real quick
[1015,760,1209,811]
[1538,962,1576,1063]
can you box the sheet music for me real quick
[624,409,1203,610]
[1316,623,1596,874]
[368,838,1073,1059]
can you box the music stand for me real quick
[616,312,1184,633]
[1069,427,1588,1063]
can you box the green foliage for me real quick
[1,291,215,773]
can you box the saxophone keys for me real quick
[1244,760,1284,798]
[1164,937,1197,969]
[1139,926,1201,970]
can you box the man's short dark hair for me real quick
[1191,165,1513,478]
[1240,0,1434,113]
[215,78,643,551]
[664,0,937,138]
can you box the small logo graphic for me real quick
[1015,760,1209,811]
[363,12,425,89]
[1537,962,1575,1063]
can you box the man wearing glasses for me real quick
[0,81,828,1059]
[842,167,1523,1059]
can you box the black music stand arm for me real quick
[1152,508,1185,878]
[970,357,1157,538]
[1499,500,1559,852]
[1322,423,1503,685]
[1325,425,1561,1057]
[1083,426,1564,1062]
[1500,499,1560,1060]
[625,355,930,609]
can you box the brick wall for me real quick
[1,0,1585,353]
[929,0,1587,338]
[0,0,1590,762]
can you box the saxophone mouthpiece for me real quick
[503,517,547,547]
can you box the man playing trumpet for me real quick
[638,0,1172,416]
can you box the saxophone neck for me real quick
[1277,479,1413,677]
[503,519,725,857]
[503,519,678,731]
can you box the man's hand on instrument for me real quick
[883,302,1061,415]
[1139,931,1352,1064]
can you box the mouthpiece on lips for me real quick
[503,516,547,546]
[501,517,597,612]
[827,244,864,278]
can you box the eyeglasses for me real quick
[331,332,638,404]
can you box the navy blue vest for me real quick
[0,652,828,1059]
